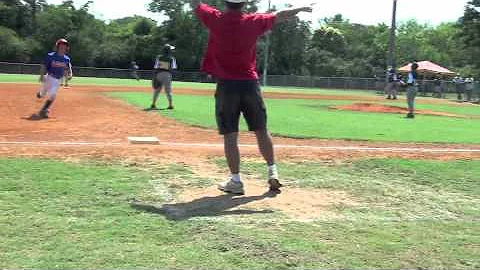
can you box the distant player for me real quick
[453,74,465,101]
[433,76,443,99]
[150,44,177,110]
[386,67,397,100]
[465,75,474,102]
[131,61,140,81]
[36,38,72,119]
[406,62,419,119]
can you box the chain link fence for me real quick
[1,62,479,98]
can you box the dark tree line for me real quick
[0,0,478,77]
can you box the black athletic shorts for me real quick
[215,80,267,135]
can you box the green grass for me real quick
[1,158,479,269]
[0,73,378,96]
[109,92,480,144]
[384,101,480,116]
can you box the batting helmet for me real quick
[55,38,69,48]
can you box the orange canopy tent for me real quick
[398,61,455,76]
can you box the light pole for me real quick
[263,0,271,86]
[387,0,398,70]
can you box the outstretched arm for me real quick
[275,6,313,23]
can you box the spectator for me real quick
[465,75,475,102]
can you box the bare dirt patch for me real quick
[1,84,480,161]
[332,103,468,118]
[2,83,480,222]
[175,180,358,221]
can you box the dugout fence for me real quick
[1,61,478,95]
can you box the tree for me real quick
[23,0,47,34]
[311,26,345,56]
[0,0,474,78]
[267,17,311,75]
[459,0,480,75]
[0,0,29,34]
[0,26,31,61]
[133,18,155,36]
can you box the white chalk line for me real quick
[1,141,480,153]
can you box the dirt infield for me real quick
[1,83,480,161]
[2,83,480,221]
[333,103,469,118]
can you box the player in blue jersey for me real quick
[36,38,72,118]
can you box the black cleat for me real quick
[268,179,283,194]
[38,110,49,119]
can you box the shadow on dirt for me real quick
[131,191,279,221]
[22,114,49,121]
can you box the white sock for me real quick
[231,173,241,183]
[268,164,278,178]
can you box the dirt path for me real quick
[2,83,480,221]
[333,103,476,118]
[1,83,479,161]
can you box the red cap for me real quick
[55,38,69,47]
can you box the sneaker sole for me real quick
[218,186,245,195]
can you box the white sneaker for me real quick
[218,179,245,195]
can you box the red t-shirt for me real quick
[195,3,276,80]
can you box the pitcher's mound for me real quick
[333,103,464,118]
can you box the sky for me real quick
[47,0,470,26]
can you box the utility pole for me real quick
[387,0,398,70]
[263,0,271,86]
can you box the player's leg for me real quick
[151,73,162,109]
[224,132,240,177]
[163,72,174,109]
[37,77,50,99]
[151,89,161,109]
[466,86,473,101]
[39,76,60,118]
[406,85,417,118]
[242,80,282,192]
[386,83,393,99]
[216,80,244,195]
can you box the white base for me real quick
[127,137,160,145]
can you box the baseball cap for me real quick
[164,44,176,50]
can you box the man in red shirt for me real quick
[192,0,312,195]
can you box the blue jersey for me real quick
[44,52,71,79]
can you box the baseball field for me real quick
[1,74,480,269]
